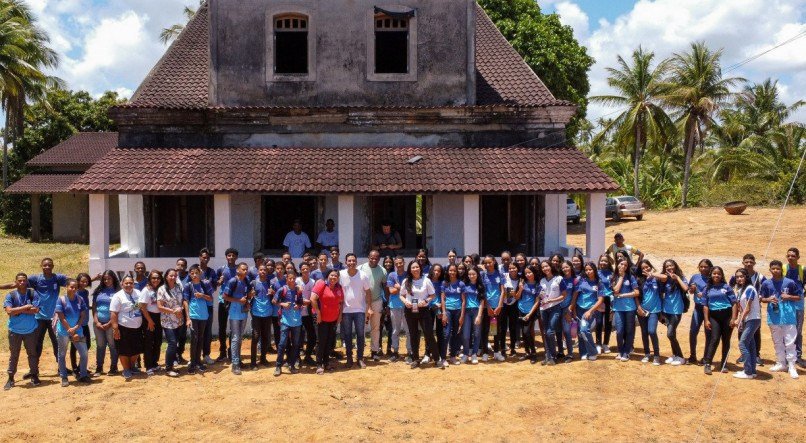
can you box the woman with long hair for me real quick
[416,249,432,276]
[445,249,459,268]
[156,269,185,377]
[572,262,604,361]
[482,255,505,362]
[399,261,441,369]
[70,273,92,377]
[311,269,344,374]
[184,265,213,374]
[595,255,614,354]
[571,253,585,277]
[91,270,120,376]
[138,270,163,376]
[702,266,739,375]
[428,264,446,367]
[611,260,639,362]
[539,260,565,366]
[110,276,144,380]
[381,255,395,356]
[688,259,714,365]
[297,262,317,366]
[558,260,577,362]
[462,267,485,364]
[516,265,540,363]
[502,263,521,357]
[441,264,465,365]
[636,260,663,365]
[659,259,688,365]
[733,268,760,379]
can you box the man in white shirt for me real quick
[315,219,339,253]
[282,220,312,258]
[339,253,373,368]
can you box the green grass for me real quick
[0,235,89,351]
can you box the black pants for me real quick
[176,323,188,358]
[429,306,446,360]
[316,321,338,367]
[35,319,58,362]
[218,302,229,358]
[520,314,537,355]
[502,303,519,354]
[480,308,491,355]
[704,308,733,368]
[190,319,208,369]
[251,316,271,365]
[596,297,612,345]
[70,325,91,371]
[8,331,38,376]
[204,306,213,357]
[142,313,162,370]
[381,303,392,353]
[271,316,281,349]
[690,303,712,360]
[666,313,684,358]
[301,315,316,358]
[404,308,438,362]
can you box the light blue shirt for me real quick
[274,286,303,327]
[482,270,503,309]
[4,290,39,335]
[704,282,736,311]
[93,287,116,323]
[183,281,212,321]
[689,273,709,306]
[575,278,601,311]
[54,295,88,337]
[612,275,638,312]
[224,278,250,321]
[28,273,68,320]
[442,280,465,311]
[761,278,799,325]
[662,276,688,315]
[641,277,662,313]
[386,271,407,309]
[518,282,538,314]
[251,279,273,318]
[464,283,482,309]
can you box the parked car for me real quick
[606,195,645,221]
[567,198,581,224]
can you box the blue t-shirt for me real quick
[311,268,330,282]
[518,282,538,314]
[250,279,273,318]
[760,278,800,325]
[641,277,662,313]
[597,270,614,298]
[662,276,688,315]
[223,278,250,321]
[430,280,443,307]
[133,278,148,292]
[575,278,601,311]
[93,287,116,323]
[273,286,303,327]
[784,265,804,311]
[464,283,482,309]
[560,276,576,309]
[183,281,212,320]
[442,280,465,311]
[482,270,503,309]
[612,275,638,312]
[689,273,709,305]
[77,289,91,326]
[54,295,88,337]
[704,282,736,311]
[4,290,39,335]
[28,273,68,320]
[386,271,407,309]
[217,265,237,304]
[269,277,285,317]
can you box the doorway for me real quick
[480,195,544,256]
[262,196,318,252]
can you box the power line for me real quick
[723,28,806,73]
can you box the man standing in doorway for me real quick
[371,220,403,256]
[339,253,373,368]
[283,219,312,258]
[315,219,339,253]
[359,250,387,361]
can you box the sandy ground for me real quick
[2,206,806,442]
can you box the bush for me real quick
[701,179,780,207]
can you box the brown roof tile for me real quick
[70,146,618,194]
[5,174,82,194]
[26,132,118,167]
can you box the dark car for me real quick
[606,196,645,221]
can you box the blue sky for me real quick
[25,0,806,123]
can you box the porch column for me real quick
[544,194,567,256]
[118,194,145,256]
[337,195,355,254]
[89,194,110,276]
[585,193,606,259]
[463,194,479,254]
[214,194,232,257]
[30,194,41,242]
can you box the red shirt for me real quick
[313,280,343,322]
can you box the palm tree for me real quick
[0,0,62,188]
[662,42,743,207]
[160,0,204,45]
[590,47,675,199]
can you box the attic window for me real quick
[274,14,308,74]
[374,13,409,74]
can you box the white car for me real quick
[567,198,581,224]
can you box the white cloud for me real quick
[554,1,589,41]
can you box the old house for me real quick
[7,0,617,277]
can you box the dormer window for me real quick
[274,14,308,74]
[374,14,409,74]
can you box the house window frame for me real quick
[266,8,316,82]
[366,6,418,82]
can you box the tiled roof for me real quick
[124,2,568,109]
[26,132,118,167]
[70,146,618,194]
[5,174,81,194]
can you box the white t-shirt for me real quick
[539,276,564,310]
[316,230,339,249]
[110,289,143,329]
[296,277,316,316]
[138,286,161,313]
[339,269,370,314]
[283,231,312,258]
[399,277,436,305]
[738,286,761,321]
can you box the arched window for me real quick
[274,14,308,74]
[374,13,409,74]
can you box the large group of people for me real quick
[3,234,804,390]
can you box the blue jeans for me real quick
[576,308,600,358]
[443,309,463,358]
[541,305,562,361]
[277,325,302,368]
[463,307,481,356]
[613,310,636,357]
[638,312,660,357]
[795,309,803,359]
[340,312,366,361]
[689,304,711,360]
[164,327,179,369]
[57,335,87,378]
[560,307,574,356]
[229,319,246,366]
[739,319,761,375]
[93,323,118,372]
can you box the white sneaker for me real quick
[494,352,505,362]
[788,364,800,379]
[471,355,479,365]
[665,356,675,364]
[442,359,450,368]
[670,357,683,366]
[641,355,650,363]
[732,371,751,379]
[587,355,597,361]
[770,363,786,372]
[580,355,588,361]
[448,357,457,365]
[421,355,431,364]
[166,370,178,377]
[203,355,214,365]
[620,355,630,362]
[603,345,611,354]
[460,355,467,364]
[482,354,488,362]
[596,345,602,354]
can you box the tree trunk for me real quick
[633,123,642,198]
[2,117,8,189]
[681,118,697,207]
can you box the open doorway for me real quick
[262,196,318,253]
[369,195,423,255]
[481,195,544,256]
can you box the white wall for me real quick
[230,194,261,255]
[544,193,568,256]
[53,193,89,242]
[432,194,464,256]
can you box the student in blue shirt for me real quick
[658,259,688,365]
[223,262,252,375]
[248,252,265,283]
[250,264,273,370]
[268,261,284,355]
[760,260,801,378]
[311,253,331,282]
[687,258,714,365]
[132,261,148,292]
[571,254,585,277]
[729,254,765,366]
[611,259,640,362]
[733,269,761,379]
[55,279,90,386]
[702,266,738,375]
[91,271,120,376]
[596,255,614,354]
[70,273,93,376]
[273,269,304,376]
[784,247,805,368]
[558,261,577,362]
[197,248,218,366]
[440,264,465,365]
[515,265,540,363]
[183,265,213,374]
[636,260,663,365]
[4,273,41,390]
[571,263,605,361]
[539,260,566,366]
[463,267,486,364]
[380,255,395,356]
[428,264,446,367]
[482,256,505,362]
[215,248,239,363]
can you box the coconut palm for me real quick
[662,42,743,207]
[590,47,675,199]
[160,0,204,45]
